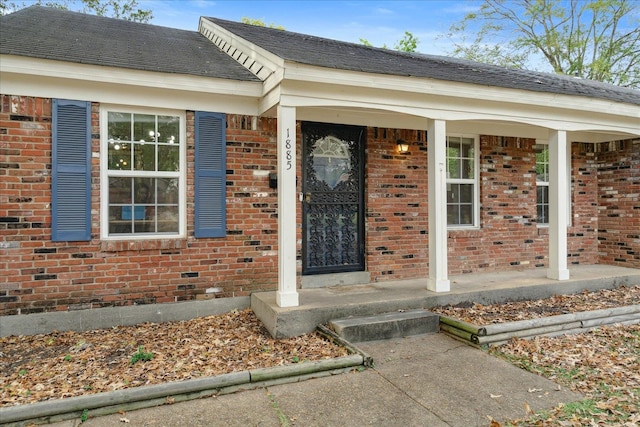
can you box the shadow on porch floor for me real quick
[252,264,640,338]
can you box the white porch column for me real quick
[547,129,570,280]
[427,119,450,292]
[276,105,299,307]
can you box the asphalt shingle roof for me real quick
[205,17,640,107]
[0,6,259,81]
[1,6,637,107]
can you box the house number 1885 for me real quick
[285,128,292,170]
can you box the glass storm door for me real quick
[302,122,365,275]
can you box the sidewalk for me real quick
[48,333,582,427]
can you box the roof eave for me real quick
[280,62,640,121]
[0,55,262,115]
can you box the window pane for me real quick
[537,204,549,224]
[109,206,132,234]
[448,136,461,151]
[109,177,132,204]
[134,143,156,171]
[157,178,179,203]
[537,186,548,204]
[461,139,473,158]
[108,141,132,170]
[447,205,459,225]
[447,137,460,178]
[134,178,154,204]
[133,114,155,142]
[461,159,473,179]
[447,156,459,179]
[157,206,179,232]
[535,146,549,183]
[158,145,180,172]
[158,115,180,144]
[537,186,549,224]
[447,183,460,203]
[459,205,473,225]
[459,184,473,203]
[108,112,131,141]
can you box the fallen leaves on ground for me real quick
[492,325,640,426]
[0,308,348,406]
[431,285,640,426]
[432,285,640,325]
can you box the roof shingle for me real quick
[0,6,259,81]
[205,17,640,106]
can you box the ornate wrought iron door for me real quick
[302,122,365,274]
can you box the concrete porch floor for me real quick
[252,264,640,338]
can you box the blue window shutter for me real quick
[195,112,226,238]
[52,99,91,241]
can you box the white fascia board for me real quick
[282,64,639,122]
[278,79,639,135]
[282,90,638,134]
[294,106,636,142]
[0,55,262,97]
[260,85,283,116]
[0,56,261,114]
[198,18,285,80]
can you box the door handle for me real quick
[304,193,311,203]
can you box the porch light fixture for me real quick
[397,139,409,154]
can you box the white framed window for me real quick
[534,141,571,226]
[100,106,186,239]
[446,135,479,228]
[535,144,550,224]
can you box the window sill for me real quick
[100,238,188,252]
[447,226,480,231]
[447,226,482,238]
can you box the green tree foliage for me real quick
[359,38,374,47]
[241,16,284,30]
[394,31,419,52]
[1,0,152,23]
[444,0,639,88]
[360,31,420,52]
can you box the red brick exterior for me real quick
[1,96,281,315]
[1,94,638,315]
[596,139,640,267]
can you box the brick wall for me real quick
[446,136,599,275]
[366,133,600,278]
[366,128,429,281]
[1,94,633,316]
[568,145,599,266]
[449,136,539,274]
[1,95,281,315]
[597,139,640,267]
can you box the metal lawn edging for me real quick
[438,304,640,347]
[0,353,364,426]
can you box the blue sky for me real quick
[144,0,478,56]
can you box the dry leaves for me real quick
[0,308,348,406]
[432,285,640,325]
[433,285,639,426]
[492,325,640,426]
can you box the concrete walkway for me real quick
[48,333,582,427]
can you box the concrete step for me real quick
[329,309,439,343]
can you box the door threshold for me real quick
[301,271,371,289]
